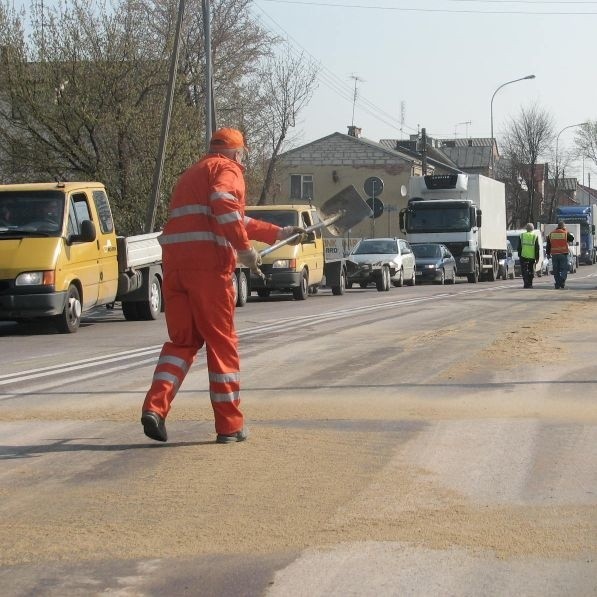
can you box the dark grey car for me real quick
[412,243,457,284]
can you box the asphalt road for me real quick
[1,268,596,596]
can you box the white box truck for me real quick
[399,174,507,283]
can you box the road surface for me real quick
[1,270,596,595]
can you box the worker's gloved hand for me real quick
[237,248,262,274]
[278,226,308,245]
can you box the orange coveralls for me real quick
[142,153,280,435]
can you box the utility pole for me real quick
[203,0,216,149]
[144,0,186,233]
[421,127,428,175]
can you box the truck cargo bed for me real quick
[117,232,162,271]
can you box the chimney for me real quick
[347,125,361,138]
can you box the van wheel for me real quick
[332,269,346,295]
[122,301,139,321]
[137,273,162,320]
[55,284,82,333]
[293,269,309,300]
[376,266,391,291]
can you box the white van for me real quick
[506,228,545,277]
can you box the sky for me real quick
[8,0,596,184]
[251,0,597,185]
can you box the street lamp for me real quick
[555,122,588,180]
[552,122,589,218]
[489,74,536,177]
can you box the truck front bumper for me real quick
[0,287,66,319]
[455,254,475,275]
[250,269,302,290]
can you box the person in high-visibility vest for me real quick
[518,223,540,288]
[141,128,306,444]
[546,221,574,289]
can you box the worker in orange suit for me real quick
[141,128,305,444]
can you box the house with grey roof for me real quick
[381,135,497,177]
[270,127,460,239]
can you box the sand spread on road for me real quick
[1,293,596,566]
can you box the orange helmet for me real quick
[209,128,248,150]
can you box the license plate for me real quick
[415,271,422,276]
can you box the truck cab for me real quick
[0,181,162,332]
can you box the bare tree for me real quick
[255,48,318,205]
[501,103,554,225]
[574,120,597,168]
[0,0,277,233]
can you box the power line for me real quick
[261,0,597,15]
[252,4,420,135]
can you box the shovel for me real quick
[258,185,372,257]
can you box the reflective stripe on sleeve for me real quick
[210,191,237,202]
[170,204,211,218]
[209,372,240,383]
[216,211,242,225]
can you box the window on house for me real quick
[290,174,313,200]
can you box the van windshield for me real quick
[0,191,64,236]
[245,209,298,227]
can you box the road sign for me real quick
[366,197,384,219]
[364,176,384,198]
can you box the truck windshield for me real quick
[245,209,298,227]
[0,191,64,236]
[408,205,470,233]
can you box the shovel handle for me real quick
[259,211,344,257]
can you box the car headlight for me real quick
[272,259,296,269]
[15,271,55,286]
[425,264,436,269]
[459,256,470,263]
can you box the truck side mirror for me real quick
[476,209,482,227]
[69,219,96,244]
[592,225,596,234]
[399,210,405,231]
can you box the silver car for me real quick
[346,237,417,291]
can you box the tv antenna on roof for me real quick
[455,120,472,138]
[349,74,365,127]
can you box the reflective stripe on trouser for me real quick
[142,268,243,435]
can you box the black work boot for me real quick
[141,411,168,442]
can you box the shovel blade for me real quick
[319,185,372,236]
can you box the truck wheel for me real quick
[467,260,479,283]
[234,271,248,307]
[487,255,497,281]
[293,269,309,300]
[55,284,82,333]
[137,273,162,320]
[331,269,346,295]
[122,301,139,321]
